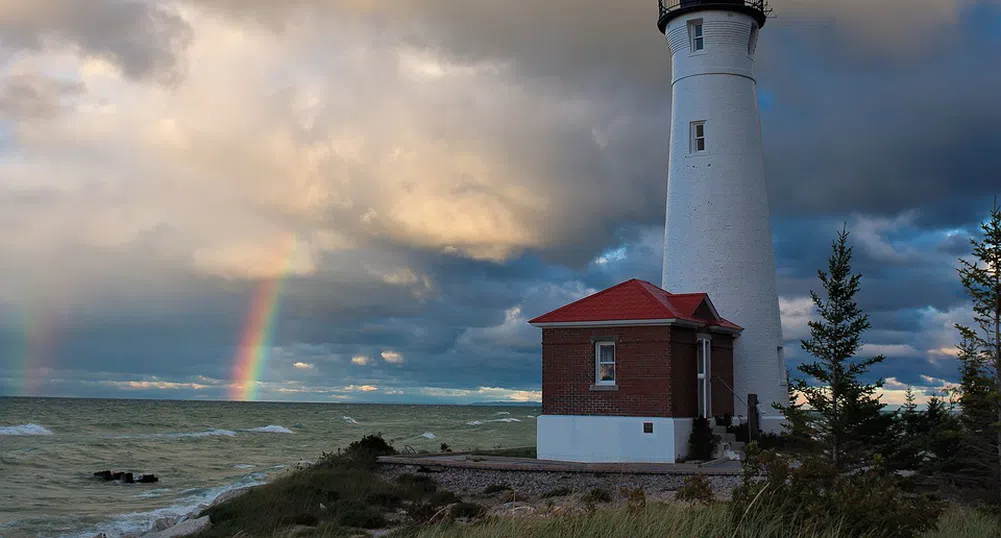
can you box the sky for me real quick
[0,0,999,405]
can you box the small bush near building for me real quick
[674,474,714,505]
[687,417,720,461]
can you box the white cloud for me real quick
[779,296,814,341]
[351,355,371,366]
[380,350,404,364]
[292,362,314,370]
[344,384,378,392]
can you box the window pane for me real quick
[694,25,703,37]
[695,37,704,50]
[697,139,705,151]
[599,363,615,382]
[599,344,614,363]
[695,124,704,137]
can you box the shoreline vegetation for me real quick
[105,433,1001,538]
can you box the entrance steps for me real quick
[713,419,746,461]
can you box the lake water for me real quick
[0,397,539,538]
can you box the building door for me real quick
[697,336,711,418]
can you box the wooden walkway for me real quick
[377,453,742,475]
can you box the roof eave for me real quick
[529,318,704,329]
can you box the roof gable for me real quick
[528,279,742,331]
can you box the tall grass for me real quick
[395,504,1001,538]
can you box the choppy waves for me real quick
[0,423,54,436]
[342,416,359,425]
[467,417,522,426]
[116,425,295,439]
[244,425,294,434]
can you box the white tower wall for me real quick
[661,9,787,429]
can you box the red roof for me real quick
[528,279,742,331]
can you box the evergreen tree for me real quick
[778,225,888,472]
[954,198,1001,502]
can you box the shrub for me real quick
[339,433,396,466]
[499,490,519,503]
[540,487,572,499]
[440,442,452,452]
[397,473,439,495]
[620,486,646,515]
[731,446,945,538]
[580,487,612,503]
[449,502,487,519]
[333,500,387,529]
[674,474,714,505]
[429,490,462,507]
[407,502,446,524]
[364,491,402,508]
[687,417,720,461]
[483,483,512,494]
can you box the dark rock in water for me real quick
[93,470,158,484]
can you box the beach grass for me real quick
[393,503,1001,538]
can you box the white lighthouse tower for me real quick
[658,0,787,430]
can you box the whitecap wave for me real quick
[488,418,521,423]
[524,415,538,419]
[117,428,237,440]
[422,432,437,439]
[232,464,255,470]
[245,425,293,434]
[342,416,359,425]
[0,424,53,436]
[494,411,511,415]
[466,421,483,426]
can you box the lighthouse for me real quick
[658,0,787,431]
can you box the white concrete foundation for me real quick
[537,415,693,463]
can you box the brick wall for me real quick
[539,325,736,419]
[541,326,674,417]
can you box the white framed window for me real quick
[690,21,705,52]
[696,336,712,418]
[691,121,706,153]
[595,342,616,386]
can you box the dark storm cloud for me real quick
[0,0,192,81]
[3,0,999,402]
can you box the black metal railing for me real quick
[712,373,748,412]
[658,0,771,32]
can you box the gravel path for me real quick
[379,464,740,501]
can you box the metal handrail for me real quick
[712,373,748,412]
[658,0,769,18]
[657,0,772,32]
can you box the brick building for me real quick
[528,279,742,463]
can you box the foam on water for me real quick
[494,412,511,415]
[487,418,521,423]
[466,421,483,426]
[422,432,437,439]
[117,428,237,440]
[67,470,272,538]
[244,425,293,434]
[342,416,359,425]
[0,423,54,436]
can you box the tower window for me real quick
[690,121,706,153]
[595,341,615,386]
[690,21,705,52]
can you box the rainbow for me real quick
[11,302,58,397]
[229,235,299,401]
